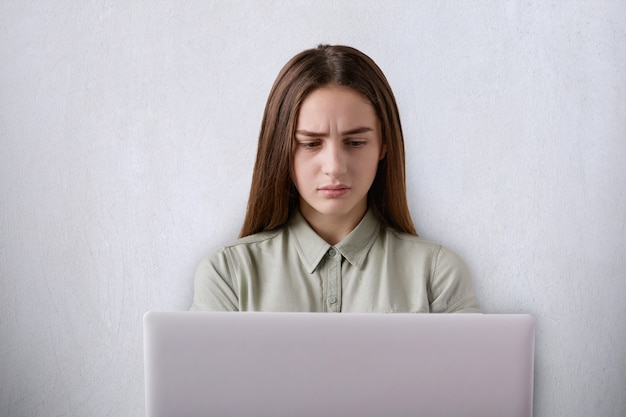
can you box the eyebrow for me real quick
[295,127,374,137]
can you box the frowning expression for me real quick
[292,85,386,224]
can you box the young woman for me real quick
[190,45,480,313]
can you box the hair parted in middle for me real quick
[239,44,417,238]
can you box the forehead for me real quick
[296,85,378,128]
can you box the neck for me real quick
[299,204,367,245]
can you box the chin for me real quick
[310,201,363,218]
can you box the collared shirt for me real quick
[190,210,481,313]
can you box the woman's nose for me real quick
[322,143,347,177]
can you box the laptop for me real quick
[144,312,534,417]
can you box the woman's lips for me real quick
[318,185,351,198]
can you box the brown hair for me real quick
[239,44,417,237]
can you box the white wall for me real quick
[1,1,624,416]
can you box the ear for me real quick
[379,144,388,161]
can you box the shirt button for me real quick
[328,296,337,304]
[328,248,337,257]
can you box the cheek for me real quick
[291,155,309,188]
[363,152,382,175]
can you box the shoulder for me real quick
[384,228,441,255]
[194,227,286,287]
[199,227,286,268]
[382,228,468,270]
[382,228,479,313]
[221,228,284,249]
[387,229,438,247]
[197,227,283,262]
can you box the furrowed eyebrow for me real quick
[295,130,326,138]
[295,127,374,137]
[341,127,374,136]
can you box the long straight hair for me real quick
[239,45,417,237]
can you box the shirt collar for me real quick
[288,209,380,273]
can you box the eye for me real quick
[347,140,366,148]
[298,141,321,149]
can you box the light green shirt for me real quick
[191,209,481,313]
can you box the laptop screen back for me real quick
[144,312,534,417]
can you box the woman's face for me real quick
[292,85,386,226]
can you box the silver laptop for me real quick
[144,312,534,417]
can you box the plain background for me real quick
[1,1,625,416]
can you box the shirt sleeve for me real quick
[429,246,481,313]
[189,248,239,311]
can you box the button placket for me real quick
[326,247,341,312]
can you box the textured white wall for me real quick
[1,1,625,416]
